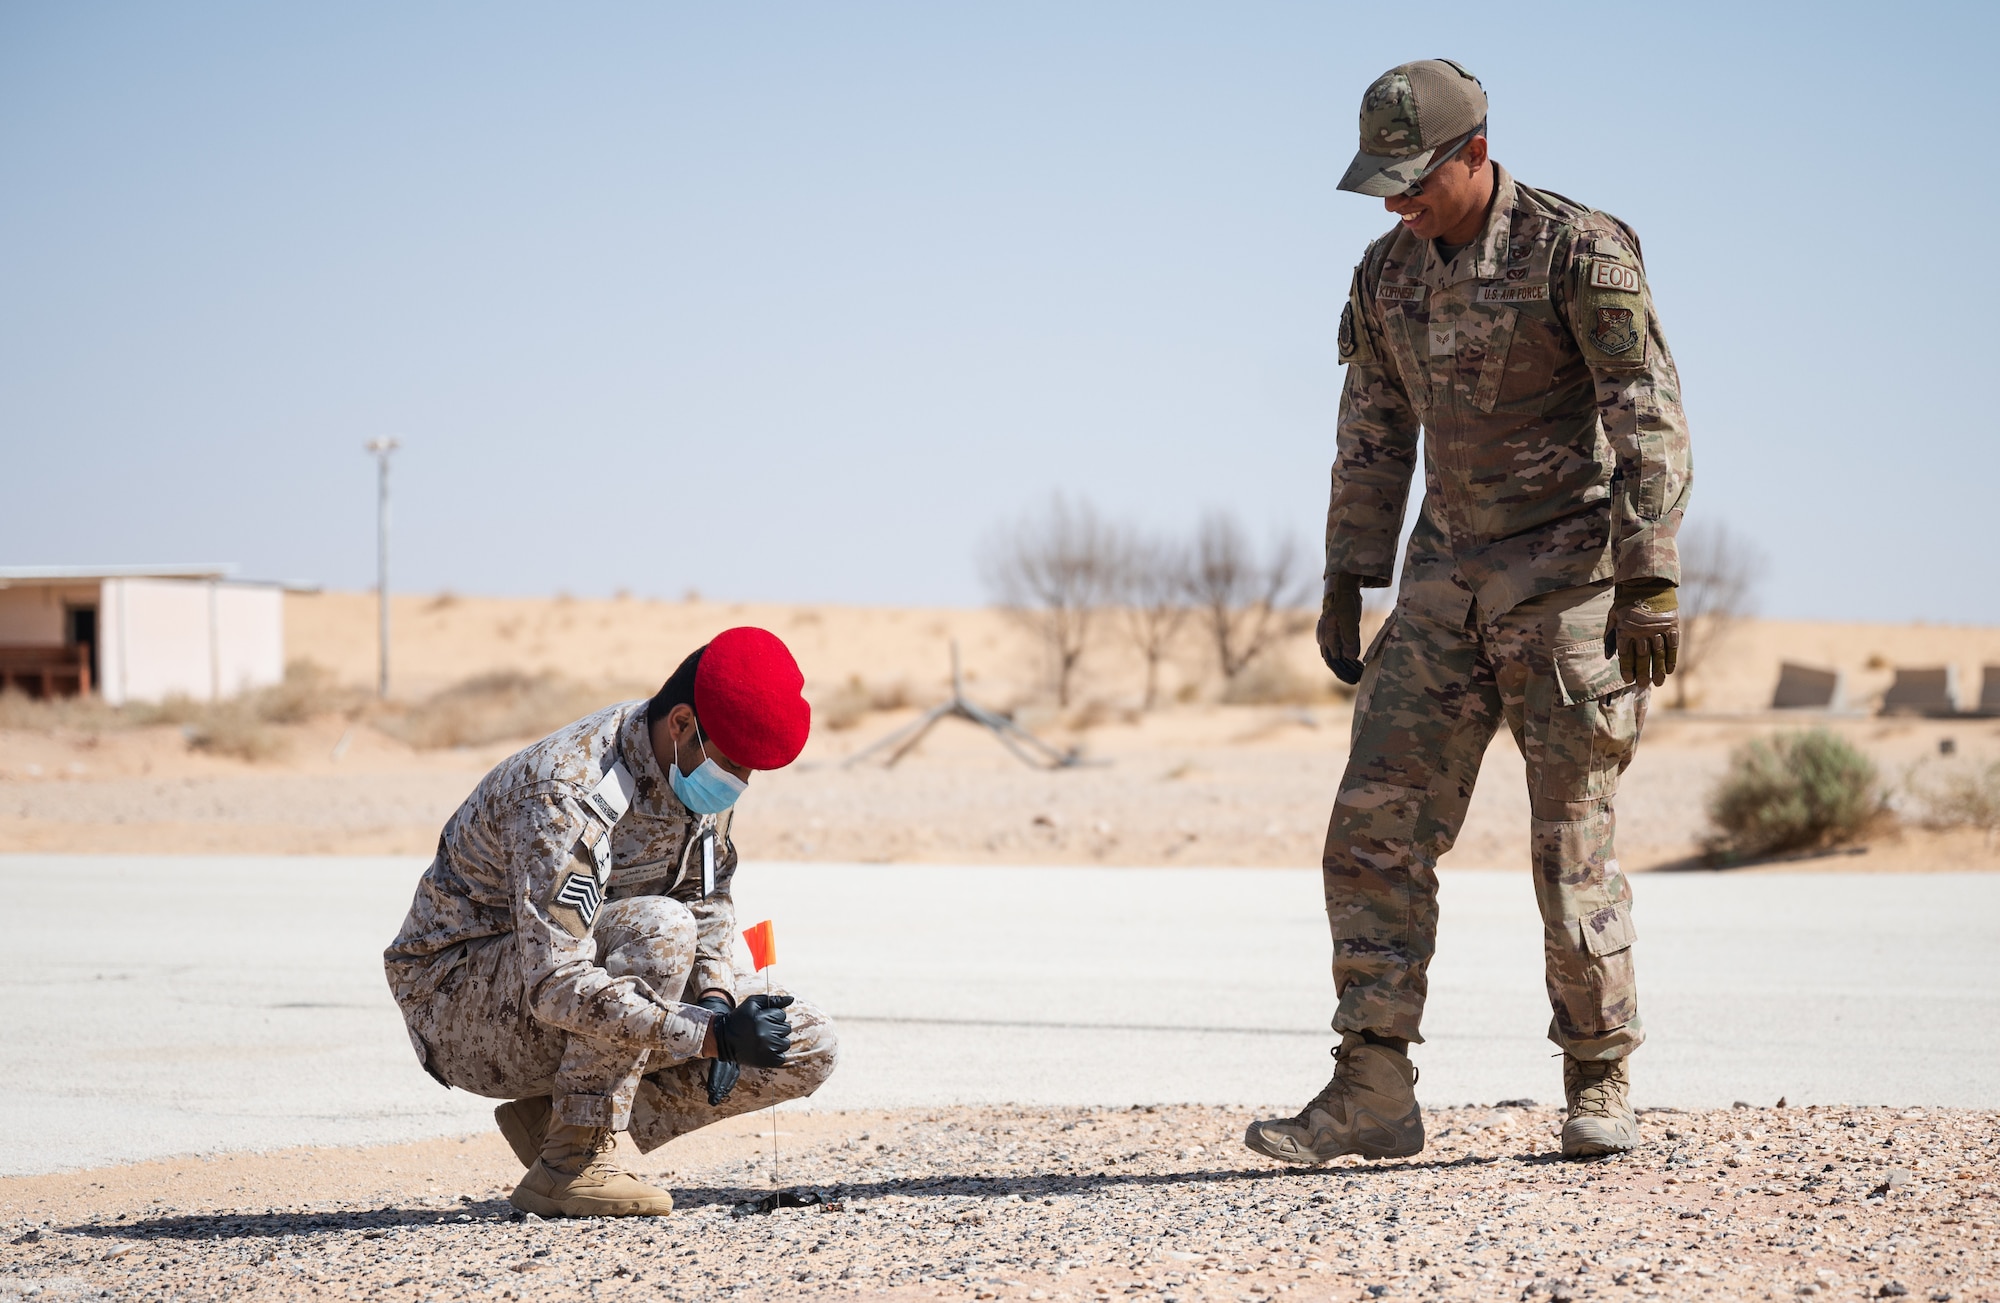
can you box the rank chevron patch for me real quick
[550,866,604,937]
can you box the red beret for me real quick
[693,627,811,770]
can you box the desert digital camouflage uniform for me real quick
[383,703,838,1152]
[1325,162,1691,1059]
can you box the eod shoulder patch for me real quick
[1587,262,1640,293]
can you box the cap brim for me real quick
[1338,146,1435,197]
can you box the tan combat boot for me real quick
[1243,1033,1423,1164]
[494,1097,552,1169]
[1562,1055,1639,1157]
[509,1122,676,1217]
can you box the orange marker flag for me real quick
[743,919,777,972]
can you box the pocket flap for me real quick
[1577,902,1636,956]
[1553,639,1626,705]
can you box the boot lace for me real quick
[546,1126,623,1178]
[582,1129,622,1171]
[1567,1059,1620,1119]
[1300,1039,1415,1118]
[1300,1043,1364,1117]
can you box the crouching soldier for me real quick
[384,627,837,1217]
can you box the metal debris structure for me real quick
[842,642,1082,771]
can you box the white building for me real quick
[0,565,287,705]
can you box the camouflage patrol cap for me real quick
[1338,59,1487,197]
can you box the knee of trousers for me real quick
[778,998,841,1095]
[1323,779,1427,874]
[594,896,699,984]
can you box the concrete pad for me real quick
[2,855,1995,1175]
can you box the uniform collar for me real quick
[1419,162,1516,289]
[617,702,691,821]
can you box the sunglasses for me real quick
[1397,125,1484,198]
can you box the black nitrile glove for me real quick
[1604,581,1680,687]
[1318,573,1366,685]
[712,992,793,1069]
[697,996,740,1106]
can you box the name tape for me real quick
[1376,282,1426,303]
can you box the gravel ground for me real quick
[4,1103,1994,1302]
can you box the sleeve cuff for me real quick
[688,961,736,1002]
[650,1003,714,1061]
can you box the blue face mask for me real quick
[668,723,747,815]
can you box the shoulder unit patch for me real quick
[1339,267,1378,367]
[1589,306,1639,355]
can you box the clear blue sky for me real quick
[3,3,1994,622]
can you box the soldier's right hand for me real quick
[713,993,794,1069]
[1319,573,1366,685]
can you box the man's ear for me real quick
[1462,134,1489,172]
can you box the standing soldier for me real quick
[1245,59,1690,1164]
[385,627,837,1216]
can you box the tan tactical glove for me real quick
[1318,573,1365,685]
[1604,581,1679,687]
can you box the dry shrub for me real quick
[128,694,207,727]
[1219,656,1344,706]
[1703,730,1885,863]
[257,660,369,724]
[182,702,287,762]
[1,660,366,761]
[1904,758,2000,842]
[1064,698,1133,731]
[869,680,913,712]
[816,676,914,732]
[0,689,126,733]
[380,672,644,749]
[817,679,872,732]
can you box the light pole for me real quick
[364,439,401,699]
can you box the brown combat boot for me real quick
[1243,1033,1423,1164]
[509,1122,676,1217]
[494,1097,552,1169]
[1562,1055,1639,1157]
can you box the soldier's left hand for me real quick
[1604,585,1680,687]
[1319,573,1366,685]
[697,996,740,1106]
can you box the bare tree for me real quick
[1117,535,1194,710]
[1188,511,1312,683]
[1672,519,1763,710]
[980,495,1124,708]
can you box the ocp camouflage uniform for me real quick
[383,703,837,1151]
[1325,163,1691,1059]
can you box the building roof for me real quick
[0,564,238,587]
